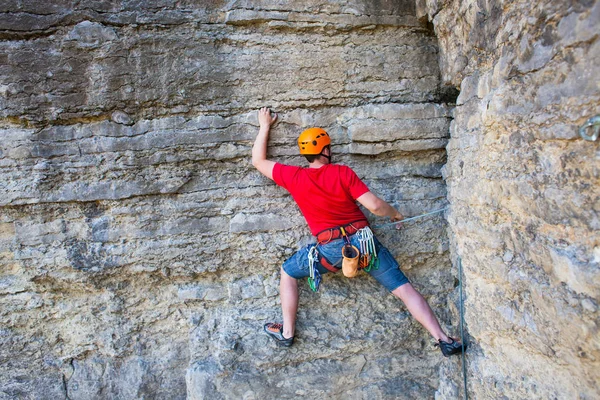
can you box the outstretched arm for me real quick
[356,191,404,226]
[252,107,278,180]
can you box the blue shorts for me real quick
[282,234,409,292]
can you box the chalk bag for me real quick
[342,244,360,278]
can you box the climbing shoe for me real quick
[263,323,294,347]
[436,338,467,357]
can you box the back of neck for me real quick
[309,160,329,169]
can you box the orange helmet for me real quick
[298,127,330,155]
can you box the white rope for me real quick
[308,246,319,281]
[371,207,448,229]
[356,226,377,258]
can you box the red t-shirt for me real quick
[272,163,370,235]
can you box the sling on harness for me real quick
[307,246,322,292]
[307,245,340,292]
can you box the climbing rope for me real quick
[371,207,448,229]
[373,207,468,398]
[458,256,468,400]
[303,206,469,399]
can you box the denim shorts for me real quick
[282,234,409,292]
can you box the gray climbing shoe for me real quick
[264,322,294,347]
[437,338,467,357]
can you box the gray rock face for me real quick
[0,1,455,399]
[4,0,596,399]
[420,0,600,399]
[0,1,436,125]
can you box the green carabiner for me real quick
[308,277,318,292]
[369,256,379,270]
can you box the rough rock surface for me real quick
[5,1,596,399]
[419,0,600,398]
[0,2,458,399]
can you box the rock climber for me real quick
[252,107,465,357]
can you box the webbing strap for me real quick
[318,253,340,273]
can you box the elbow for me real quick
[371,207,385,217]
[251,154,262,169]
[357,192,387,216]
[368,199,386,216]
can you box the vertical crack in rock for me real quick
[61,358,74,400]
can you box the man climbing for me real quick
[252,107,465,357]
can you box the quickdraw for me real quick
[356,227,379,272]
[307,246,322,292]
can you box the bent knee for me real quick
[392,282,415,299]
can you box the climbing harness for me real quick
[316,220,369,244]
[307,246,322,292]
[356,226,379,272]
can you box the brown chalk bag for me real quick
[342,244,360,278]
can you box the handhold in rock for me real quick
[111,111,134,126]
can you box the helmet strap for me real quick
[320,146,331,163]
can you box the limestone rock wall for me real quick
[1,2,457,399]
[419,0,600,398]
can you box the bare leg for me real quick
[392,283,452,343]
[280,267,299,339]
